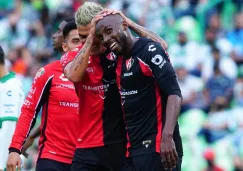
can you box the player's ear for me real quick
[62,42,68,52]
[121,21,128,31]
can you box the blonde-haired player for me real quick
[61,2,168,171]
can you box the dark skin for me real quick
[96,14,182,170]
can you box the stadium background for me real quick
[0,0,243,170]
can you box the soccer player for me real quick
[0,45,24,171]
[95,14,183,171]
[61,2,168,171]
[6,20,81,171]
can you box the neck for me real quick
[0,65,8,78]
[123,35,138,59]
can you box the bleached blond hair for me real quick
[75,2,104,26]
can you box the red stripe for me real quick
[116,57,131,157]
[138,58,152,76]
[155,83,162,153]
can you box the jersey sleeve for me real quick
[60,46,80,70]
[138,42,182,97]
[9,67,53,154]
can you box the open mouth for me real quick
[109,42,118,51]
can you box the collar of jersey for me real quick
[0,72,16,83]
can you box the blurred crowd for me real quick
[0,0,243,170]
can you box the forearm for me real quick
[29,125,40,139]
[163,95,182,136]
[65,36,93,82]
[127,19,167,49]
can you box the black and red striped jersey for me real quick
[116,38,183,157]
[9,61,79,164]
[61,45,126,149]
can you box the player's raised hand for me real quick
[160,134,178,170]
[6,152,22,171]
[89,15,104,40]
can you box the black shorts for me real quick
[36,158,71,171]
[122,152,182,171]
[71,142,126,171]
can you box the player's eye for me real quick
[99,36,103,41]
[106,29,112,35]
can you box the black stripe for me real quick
[21,77,53,150]
[37,78,53,159]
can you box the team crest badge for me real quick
[106,52,117,61]
[126,58,134,70]
[36,67,45,77]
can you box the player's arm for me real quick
[7,67,51,171]
[140,43,182,170]
[63,37,93,82]
[63,16,103,83]
[100,9,167,49]
[21,125,41,158]
[127,19,167,49]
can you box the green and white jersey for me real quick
[0,72,24,170]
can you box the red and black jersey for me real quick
[61,45,126,149]
[9,61,79,164]
[116,38,183,157]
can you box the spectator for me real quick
[203,148,224,171]
[175,63,206,113]
[168,31,201,75]
[228,12,243,66]
[205,61,234,111]
[202,46,237,81]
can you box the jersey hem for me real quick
[76,139,126,148]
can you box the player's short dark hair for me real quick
[0,45,5,65]
[63,21,77,40]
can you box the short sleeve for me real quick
[60,46,81,70]
[138,42,182,97]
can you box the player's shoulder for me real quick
[2,73,23,94]
[143,39,164,53]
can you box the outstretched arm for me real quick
[127,19,168,49]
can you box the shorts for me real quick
[122,152,182,171]
[71,142,126,171]
[36,158,71,171]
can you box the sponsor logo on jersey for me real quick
[126,58,134,70]
[106,52,117,61]
[151,54,166,68]
[82,79,116,93]
[34,67,45,84]
[36,67,45,77]
[27,87,36,98]
[56,84,75,90]
[59,102,79,107]
[142,140,152,148]
[120,90,138,96]
[123,72,133,77]
[59,74,69,82]
[148,44,156,52]
[24,99,32,106]
[6,90,12,96]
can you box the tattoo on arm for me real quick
[71,40,92,71]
